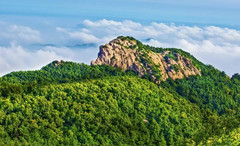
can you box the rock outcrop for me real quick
[91,36,201,83]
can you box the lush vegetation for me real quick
[1,60,130,85]
[0,75,204,145]
[1,37,240,145]
[161,66,240,115]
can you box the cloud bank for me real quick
[0,19,240,76]
[0,22,41,45]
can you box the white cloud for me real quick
[42,46,98,63]
[83,19,122,27]
[1,19,240,76]
[69,32,99,43]
[56,27,66,32]
[0,43,97,76]
[0,23,41,45]
[8,25,41,42]
[56,27,100,44]
[60,19,240,75]
[0,43,64,76]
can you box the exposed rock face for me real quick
[91,37,201,83]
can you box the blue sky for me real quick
[1,0,240,26]
[0,0,240,75]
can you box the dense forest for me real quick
[1,37,240,145]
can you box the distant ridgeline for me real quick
[1,36,240,145]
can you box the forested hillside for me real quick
[1,37,240,145]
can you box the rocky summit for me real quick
[91,36,201,83]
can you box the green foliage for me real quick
[0,75,211,145]
[164,53,177,61]
[1,61,133,85]
[170,64,180,72]
[161,65,240,115]
[1,62,240,145]
[1,37,240,145]
[117,36,137,41]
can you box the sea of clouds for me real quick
[0,19,240,76]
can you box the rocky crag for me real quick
[91,36,201,83]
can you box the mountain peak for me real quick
[43,60,65,69]
[91,36,201,83]
[107,36,139,49]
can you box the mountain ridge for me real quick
[1,36,240,145]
